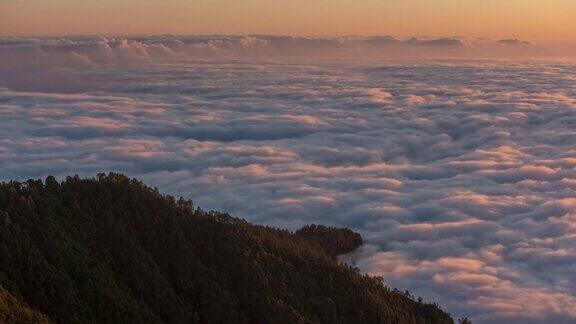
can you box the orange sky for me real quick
[1,0,575,39]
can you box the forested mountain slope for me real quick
[0,173,453,324]
[0,283,50,324]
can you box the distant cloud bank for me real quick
[0,35,574,72]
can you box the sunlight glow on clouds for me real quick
[1,36,576,323]
[1,35,575,74]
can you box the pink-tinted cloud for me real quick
[1,46,576,323]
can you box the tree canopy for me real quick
[0,173,454,324]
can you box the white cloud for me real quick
[1,37,576,323]
[1,35,573,76]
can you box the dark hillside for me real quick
[296,224,363,257]
[0,173,453,324]
[0,283,50,324]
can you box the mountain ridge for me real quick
[0,173,454,323]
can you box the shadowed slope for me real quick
[0,283,50,324]
[0,173,453,324]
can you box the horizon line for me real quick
[2,33,576,41]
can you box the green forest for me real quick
[0,173,455,323]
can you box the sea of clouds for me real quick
[1,36,576,323]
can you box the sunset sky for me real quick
[2,0,576,38]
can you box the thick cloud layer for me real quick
[0,35,574,73]
[1,37,576,323]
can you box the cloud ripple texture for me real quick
[1,36,576,323]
